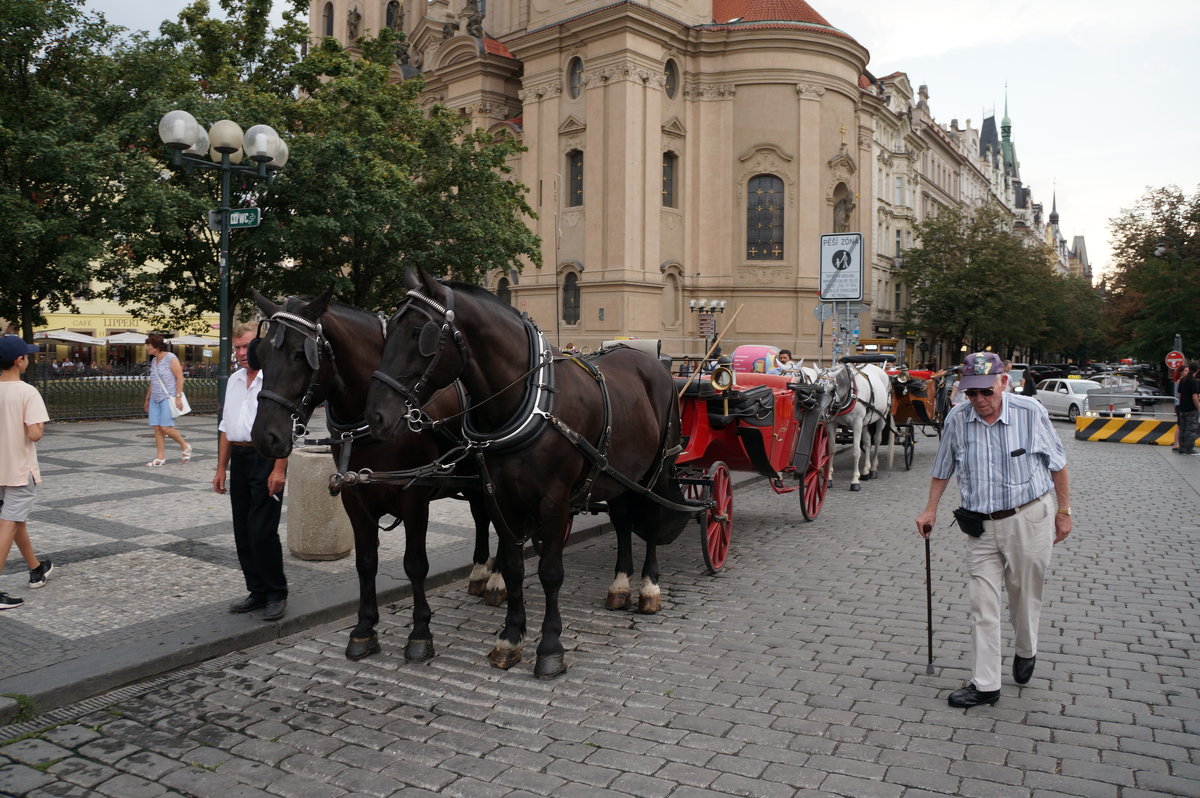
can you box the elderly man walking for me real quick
[915,352,1073,708]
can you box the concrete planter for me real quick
[287,446,353,561]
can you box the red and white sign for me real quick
[1166,350,1185,370]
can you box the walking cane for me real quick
[923,524,936,675]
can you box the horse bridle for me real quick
[371,286,468,431]
[255,310,335,440]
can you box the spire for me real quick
[1001,86,1011,138]
[1049,189,1059,226]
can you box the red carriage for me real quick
[670,345,833,573]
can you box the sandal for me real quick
[146,458,167,467]
[181,446,193,463]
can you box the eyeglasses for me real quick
[964,388,995,398]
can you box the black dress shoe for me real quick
[948,684,1000,709]
[229,595,267,613]
[262,598,287,621]
[1014,654,1036,685]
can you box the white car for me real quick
[1035,378,1103,421]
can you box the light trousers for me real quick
[964,491,1054,691]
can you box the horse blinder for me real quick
[417,321,441,358]
[303,337,321,370]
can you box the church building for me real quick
[311,0,874,357]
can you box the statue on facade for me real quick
[442,19,458,38]
[347,7,361,39]
[466,12,484,38]
[386,0,404,31]
[834,193,855,233]
[398,42,411,65]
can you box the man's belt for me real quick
[229,441,255,447]
[980,494,1043,521]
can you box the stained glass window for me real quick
[747,174,784,260]
[662,152,677,208]
[567,150,583,207]
[562,273,580,324]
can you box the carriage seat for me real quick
[674,376,717,398]
[707,384,775,428]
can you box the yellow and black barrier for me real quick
[1074,416,1194,446]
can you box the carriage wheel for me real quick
[699,462,732,574]
[903,422,915,470]
[801,423,830,521]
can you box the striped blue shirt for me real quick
[931,392,1066,514]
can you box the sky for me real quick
[86,0,1200,279]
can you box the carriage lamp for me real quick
[157,110,287,418]
[710,366,734,392]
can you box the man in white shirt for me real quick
[213,323,289,620]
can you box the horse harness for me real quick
[364,285,695,545]
[253,309,337,441]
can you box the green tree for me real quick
[113,5,539,325]
[0,0,191,338]
[1104,185,1200,364]
[898,203,1076,358]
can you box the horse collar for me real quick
[461,315,555,452]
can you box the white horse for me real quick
[817,362,893,491]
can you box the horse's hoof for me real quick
[345,634,381,661]
[605,590,630,611]
[850,483,861,492]
[637,594,661,614]
[534,653,566,679]
[869,470,878,480]
[468,579,486,596]
[404,638,435,662]
[488,646,522,670]
[483,588,507,607]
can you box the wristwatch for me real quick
[1057,507,1072,516]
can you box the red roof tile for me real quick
[712,0,832,26]
[483,38,515,59]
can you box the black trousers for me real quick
[229,446,287,601]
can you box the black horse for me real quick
[365,269,691,678]
[249,289,501,663]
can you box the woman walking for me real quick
[143,334,191,466]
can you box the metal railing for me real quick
[28,366,219,422]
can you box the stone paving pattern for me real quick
[0,412,483,682]
[2,419,1199,797]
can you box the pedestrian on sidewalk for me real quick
[143,334,192,466]
[1178,362,1199,455]
[0,335,54,610]
[213,322,289,621]
[915,351,1073,709]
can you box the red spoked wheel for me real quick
[801,423,830,521]
[698,461,732,574]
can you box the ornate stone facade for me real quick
[309,0,873,357]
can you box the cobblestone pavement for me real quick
[0,411,616,712]
[2,422,1199,797]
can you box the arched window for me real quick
[386,0,402,30]
[566,150,584,207]
[496,276,511,306]
[662,272,680,326]
[747,174,784,260]
[567,57,584,99]
[561,273,580,324]
[662,152,677,208]
[322,2,334,36]
[664,59,679,99]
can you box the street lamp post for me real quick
[157,111,287,413]
[689,298,727,357]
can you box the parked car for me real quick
[1035,378,1105,421]
[1008,362,1031,391]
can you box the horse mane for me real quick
[441,280,523,319]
